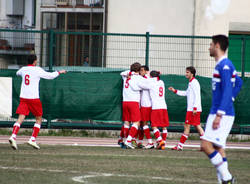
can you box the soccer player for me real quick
[200,35,242,184]
[138,65,154,149]
[9,55,66,150]
[133,70,169,150]
[168,66,204,151]
[119,62,142,149]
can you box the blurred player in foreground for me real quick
[169,66,204,150]
[201,35,242,184]
[9,55,66,150]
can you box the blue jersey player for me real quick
[201,35,242,184]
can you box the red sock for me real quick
[11,122,21,139]
[153,128,162,142]
[129,124,138,138]
[119,125,124,139]
[123,124,130,138]
[143,125,152,139]
[30,123,41,141]
[134,130,139,139]
[138,127,144,141]
[180,133,188,144]
[162,129,168,141]
[126,124,138,142]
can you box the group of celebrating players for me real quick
[8,35,243,184]
[118,62,204,150]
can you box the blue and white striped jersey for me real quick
[210,56,243,116]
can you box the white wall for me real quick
[194,0,250,76]
[195,0,250,36]
[106,0,195,74]
[107,0,194,35]
[106,0,250,76]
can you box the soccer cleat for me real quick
[131,140,137,148]
[222,176,235,184]
[137,143,144,149]
[119,142,125,148]
[27,140,40,149]
[171,145,183,151]
[9,137,18,150]
[144,143,154,149]
[156,140,165,150]
[124,142,135,149]
[118,139,123,145]
[118,139,125,148]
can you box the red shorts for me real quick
[185,111,201,126]
[122,101,141,122]
[151,109,169,127]
[16,98,43,117]
[140,107,152,122]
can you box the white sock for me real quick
[126,135,132,143]
[209,151,232,181]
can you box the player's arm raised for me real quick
[131,77,151,91]
[39,68,66,80]
[169,86,187,96]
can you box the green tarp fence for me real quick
[0,70,249,127]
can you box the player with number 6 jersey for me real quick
[9,55,66,150]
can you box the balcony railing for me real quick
[41,0,103,7]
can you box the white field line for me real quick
[0,166,215,183]
[71,172,216,184]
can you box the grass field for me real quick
[0,144,250,184]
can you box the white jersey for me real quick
[133,77,167,110]
[140,74,152,108]
[17,65,59,99]
[121,70,141,102]
[176,78,202,112]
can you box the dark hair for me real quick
[186,66,196,77]
[150,70,160,78]
[212,34,229,52]
[28,55,37,64]
[140,65,149,71]
[130,62,141,72]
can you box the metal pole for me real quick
[49,29,54,71]
[241,36,246,79]
[145,32,150,67]
[191,0,196,66]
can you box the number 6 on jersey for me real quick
[25,74,30,85]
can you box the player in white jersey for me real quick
[138,65,154,149]
[118,62,142,149]
[133,71,169,150]
[9,55,66,150]
[169,66,204,151]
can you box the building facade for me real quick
[0,0,249,76]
